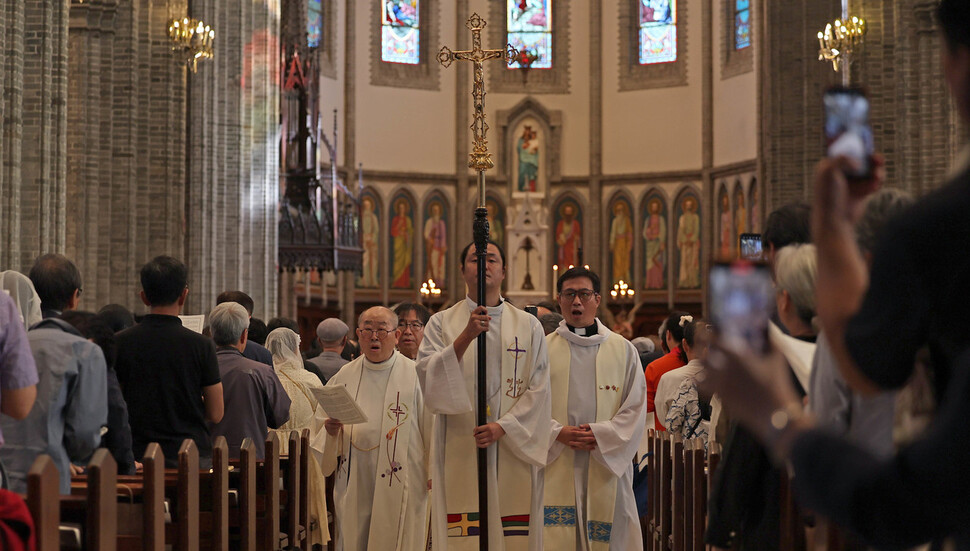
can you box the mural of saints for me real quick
[390,196,415,288]
[734,184,747,248]
[643,196,666,289]
[359,194,380,288]
[517,124,540,192]
[676,194,701,289]
[554,200,582,268]
[749,178,760,232]
[609,199,634,284]
[718,188,732,259]
[423,199,447,286]
[486,198,505,248]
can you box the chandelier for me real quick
[168,18,215,72]
[817,16,867,72]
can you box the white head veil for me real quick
[265,327,303,371]
[0,270,42,329]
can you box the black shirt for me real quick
[115,314,221,465]
[845,173,970,398]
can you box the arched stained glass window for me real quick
[638,0,677,65]
[308,0,322,49]
[507,0,552,69]
[382,0,420,65]
[735,0,751,50]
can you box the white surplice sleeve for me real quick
[415,312,474,415]
[496,318,552,467]
[547,418,566,466]
[588,342,647,477]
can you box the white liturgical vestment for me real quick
[416,297,551,551]
[543,320,646,550]
[317,351,430,551]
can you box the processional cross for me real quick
[437,14,517,551]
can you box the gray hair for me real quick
[856,188,914,254]
[774,243,818,326]
[209,302,250,346]
[539,312,563,335]
[358,306,398,328]
[657,318,668,341]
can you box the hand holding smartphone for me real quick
[708,261,774,357]
[824,86,874,180]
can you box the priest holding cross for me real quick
[417,14,551,551]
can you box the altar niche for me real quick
[496,97,563,198]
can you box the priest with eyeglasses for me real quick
[541,266,646,550]
[317,306,431,551]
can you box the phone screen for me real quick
[824,87,873,179]
[709,262,774,355]
[738,233,763,261]
[525,306,539,318]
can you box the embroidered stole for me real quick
[440,301,537,551]
[544,331,628,549]
[334,353,418,551]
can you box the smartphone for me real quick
[738,233,763,261]
[525,305,539,319]
[708,261,774,355]
[824,86,873,180]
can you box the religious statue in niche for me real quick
[511,118,544,195]
[609,199,634,284]
[718,187,732,259]
[423,199,447,286]
[642,195,667,290]
[358,194,380,288]
[390,196,415,289]
[486,197,506,249]
[676,194,701,289]
[553,199,582,269]
[734,183,747,251]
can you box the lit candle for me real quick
[552,265,559,298]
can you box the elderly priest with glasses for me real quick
[317,306,431,551]
[542,266,646,550]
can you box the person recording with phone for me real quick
[702,2,970,548]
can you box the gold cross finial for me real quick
[437,13,518,172]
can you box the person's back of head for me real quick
[28,254,82,313]
[539,312,563,335]
[763,202,812,252]
[216,291,255,317]
[267,317,300,333]
[209,302,250,347]
[265,327,303,368]
[248,318,269,346]
[774,243,819,329]
[61,311,117,370]
[97,304,136,333]
[316,318,349,350]
[140,256,188,307]
[0,270,42,328]
[856,188,915,256]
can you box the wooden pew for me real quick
[779,467,806,551]
[682,439,695,551]
[279,430,303,548]
[234,438,257,551]
[669,435,685,551]
[646,429,657,551]
[176,439,200,551]
[299,428,312,550]
[26,455,60,551]
[657,432,672,551]
[59,449,119,551]
[200,437,229,551]
[256,432,281,551]
[685,439,707,551]
[142,443,166,551]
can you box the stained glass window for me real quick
[382,0,420,65]
[638,0,677,65]
[507,0,552,69]
[735,0,751,50]
[307,0,322,49]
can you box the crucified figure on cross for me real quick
[437,13,517,551]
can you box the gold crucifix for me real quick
[437,13,518,176]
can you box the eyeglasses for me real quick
[560,289,598,302]
[358,328,390,339]
[398,321,424,331]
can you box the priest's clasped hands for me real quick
[557,424,597,450]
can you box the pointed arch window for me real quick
[507,0,553,69]
[382,0,421,65]
[638,0,677,65]
[734,0,751,50]
[308,0,323,49]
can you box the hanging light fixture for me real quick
[168,17,216,72]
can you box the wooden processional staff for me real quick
[437,13,517,551]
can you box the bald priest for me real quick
[317,306,431,551]
[543,267,646,550]
[416,241,551,551]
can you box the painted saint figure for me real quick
[360,196,380,288]
[486,200,505,248]
[424,202,447,285]
[677,197,701,289]
[735,188,747,242]
[391,198,414,288]
[556,202,581,269]
[517,125,540,192]
[643,198,666,289]
[609,201,633,284]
